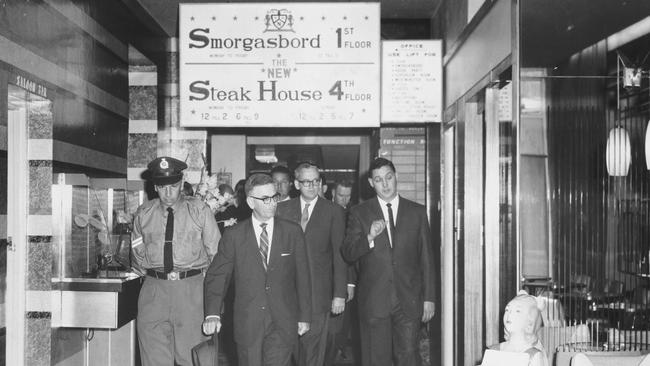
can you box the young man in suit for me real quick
[276,162,347,366]
[203,173,312,366]
[342,157,436,366]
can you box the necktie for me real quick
[386,203,396,248]
[300,203,311,231]
[164,207,174,273]
[259,223,269,271]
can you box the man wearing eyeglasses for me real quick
[276,162,347,366]
[342,157,435,366]
[132,156,221,366]
[203,173,312,366]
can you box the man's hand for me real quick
[298,322,310,336]
[347,285,355,302]
[422,301,435,323]
[202,317,221,335]
[368,219,387,242]
[331,297,346,314]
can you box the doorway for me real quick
[4,84,34,365]
[246,135,371,205]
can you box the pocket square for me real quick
[281,253,292,256]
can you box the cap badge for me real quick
[160,158,169,169]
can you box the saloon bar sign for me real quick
[179,3,380,127]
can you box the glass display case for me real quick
[51,173,143,329]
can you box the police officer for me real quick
[132,156,221,366]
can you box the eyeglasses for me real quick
[297,179,321,188]
[249,193,281,204]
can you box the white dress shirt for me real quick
[251,215,274,264]
[369,195,400,248]
[300,195,318,222]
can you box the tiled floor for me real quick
[217,340,430,366]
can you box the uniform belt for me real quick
[146,269,202,280]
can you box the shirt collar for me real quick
[251,214,274,230]
[300,195,318,208]
[378,195,399,208]
[159,195,185,214]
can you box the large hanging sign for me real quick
[381,40,442,123]
[179,3,380,127]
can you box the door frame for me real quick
[6,99,29,365]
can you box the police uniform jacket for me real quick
[132,195,221,271]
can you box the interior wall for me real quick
[0,1,162,364]
[211,135,247,185]
[444,0,511,107]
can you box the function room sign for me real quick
[179,3,380,127]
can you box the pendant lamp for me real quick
[606,126,631,176]
[606,54,632,177]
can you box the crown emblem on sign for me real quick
[264,9,294,32]
[160,158,169,169]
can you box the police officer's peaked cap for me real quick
[147,156,187,185]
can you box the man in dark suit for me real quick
[342,157,435,366]
[203,173,312,366]
[276,162,347,366]
[324,180,358,366]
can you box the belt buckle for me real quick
[168,272,179,280]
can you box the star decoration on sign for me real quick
[255,16,259,20]
[362,109,366,113]
[300,16,304,21]
[364,16,369,20]
[191,110,196,114]
[277,54,281,58]
[261,68,265,73]
[293,68,297,72]
[322,16,326,20]
[233,16,237,20]
[212,16,216,21]
[343,16,347,20]
[190,16,195,21]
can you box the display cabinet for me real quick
[51,173,143,366]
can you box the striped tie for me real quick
[259,223,269,271]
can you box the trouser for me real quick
[137,274,206,366]
[360,291,421,366]
[324,298,356,366]
[237,312,293,366]
[296,312,330,366]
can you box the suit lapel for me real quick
[394,197,407,247]
[288,198,301,224]
[268,217,283,267]
[305,198,323,232]
[369,198,391,247]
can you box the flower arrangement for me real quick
[194,169,238,227]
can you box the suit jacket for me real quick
[204,217,312,346]
[341,196,435,320]
[277,197,347,315]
